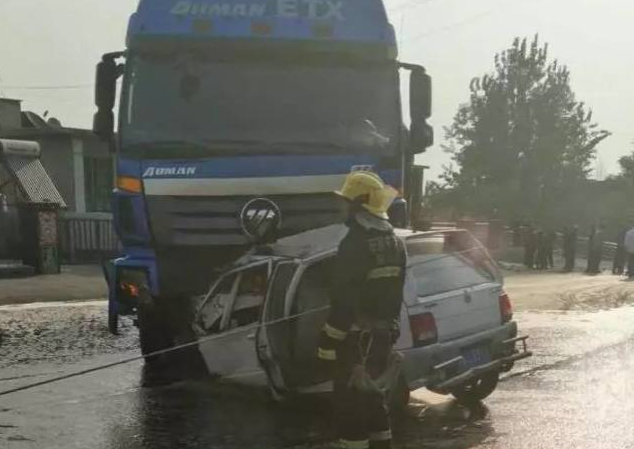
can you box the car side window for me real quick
[294,258,335,313]
[199,273,238,334]
[228,265,268,329]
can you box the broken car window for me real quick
[228,265,268,329]
[199,273,238,333]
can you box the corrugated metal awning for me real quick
[0,139,66,207]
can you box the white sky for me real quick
[0,0,632,181]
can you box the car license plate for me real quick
[461,346,491,368]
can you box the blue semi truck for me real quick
[94,0,433,356]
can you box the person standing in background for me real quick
[585,225,596,274]
[563,225,577,272]
[545,230,556,269]
[524,224,537,269]
[588,225,604,274]
[512,221,522,247]
[625,226,634,278]
[535,230,547,270]
[613,227,627,275]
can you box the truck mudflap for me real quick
[429,335,532,393]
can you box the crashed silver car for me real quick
[193,225,531,406]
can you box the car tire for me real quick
[388,372,410,412]
[450,372,499,404]
[137,302,173,364]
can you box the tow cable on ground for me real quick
[0,306,330,398]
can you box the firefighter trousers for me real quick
[333,330,393,449]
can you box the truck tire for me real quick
[388,372,410,412]
[450,372,499,404]
[108,308,119,335]
[137,302,173,364]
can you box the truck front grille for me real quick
[146,193,346,247]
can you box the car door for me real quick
[258,253,337,394]
[256,260,300,394]
[197,261,271,386]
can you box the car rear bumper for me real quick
[401,321,531,391]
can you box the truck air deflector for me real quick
[129,0,395,50]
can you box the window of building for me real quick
[84,156,113,212]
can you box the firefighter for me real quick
[317,171,406,449]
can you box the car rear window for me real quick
[406,231,498,298]
[409,254,494,298]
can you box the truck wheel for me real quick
[388,373,410,412]
[137,303,173,363]
[450,372,499,404]
[107,308,119,335]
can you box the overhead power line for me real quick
[388,0,437,14]
[402,8,497,45]
[1,84,94,90]
[399,0,540,47]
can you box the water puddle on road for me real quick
[510,307,634,377]
[2,301,634,448]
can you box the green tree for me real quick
[436,35,611,223]
[610,145,634,185]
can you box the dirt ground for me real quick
[0,265,107,305]
[504,270,634,311]
[0,260,630,313]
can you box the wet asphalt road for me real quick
[2,297,634,448]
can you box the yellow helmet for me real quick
[335,171,398,219]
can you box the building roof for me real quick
[0,111,101,141]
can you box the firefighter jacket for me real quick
[317,217,407,363]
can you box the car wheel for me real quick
[388,372,410,412]
[451,372,499,404]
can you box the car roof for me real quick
[262,224,467,261]
[225,225,476,273]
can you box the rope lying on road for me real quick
[0,244,490,399]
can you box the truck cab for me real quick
[95,0,433,355]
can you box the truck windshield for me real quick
[120,53,400,155]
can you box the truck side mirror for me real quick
[93,52,124,140]
[93,110,115,140]
[409,68,433,153]
[410,69,432,121]
[410,121,434,153]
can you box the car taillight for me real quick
[499,291,513,322]
[409,312,438,347]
